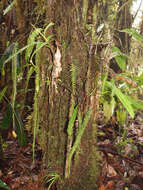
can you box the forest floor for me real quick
[1,111,143,190]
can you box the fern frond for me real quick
[70,63,77,94]
[25,28,42,64]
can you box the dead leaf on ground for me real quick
[99,184,106,190]
[106,164,117,177]
[106,180,115,189]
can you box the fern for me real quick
[45,173,60,190]
[25,28,42,64]
[70,63,77,95]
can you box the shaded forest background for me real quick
[0,0,143,190]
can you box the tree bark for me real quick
[37,1,101,189]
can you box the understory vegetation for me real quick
[0,0,143,190]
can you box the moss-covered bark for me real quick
[35,1,102,189]
[31,0,127,189]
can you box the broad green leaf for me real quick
[0,179,10,190]
[120,28,143,44]
[0,87,7,102]
[112,47,126,71]
[115,87,134,118]
[14,109,27,146]
[0,105,12,130]
[127,96,143,110]
[103,98,115,122]
[116,109,127,126]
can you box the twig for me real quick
[98,146,143,167]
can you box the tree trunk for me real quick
[111,0,133,73]
[37,1,101,189]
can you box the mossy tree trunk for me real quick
[36,0,113,189]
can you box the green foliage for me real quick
[45,172,61,190]
[0,22,54,157]
[127,96,143,110]
[25,28,43,64]
[24,66,35,95]
[32,51,40,161]
[120,28,143,44]
[0,105,12,130]
[115,87,134,118]
[82,0,89,25]
[102,79,137,122]
[0,87,7,102]
[0,43,15,74]
[66,108,92,178]
[0,104,27,146]
[0,179,10,190]
[3,0,16,15]
[116,108,127,126]
[101,29,143,122]
[133,73,143,86]
[112,46,127,71]
[14,109,27,146]
[103,98,115,122]
[67,105,78,136]
[24,23,54,161]
[70,64,77,95]
[12,43,18,133]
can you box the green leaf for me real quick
[67,105,78,136]
[116,109,127,126]
[133,73,143,86]
[3,0,16,15]
[66,108,91,178]
[103,98,115,122]
[31,41,49,60]
[0,179,10,190]
[25,28,42,63]
[0,43,15,74]
[120,28,143,44]
[0,42,38,72]
[0,87,7,102]
[127,96,143,110]
[115,87,134,118]
[44,22,54,35]
[14,109,27,146]
[0,105,12,130]
[112,47,126,71]
[25,66,35,95]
